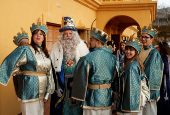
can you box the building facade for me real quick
[0,0,157,114]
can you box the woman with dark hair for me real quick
[117,37,150,115]
[117,40,126,71]
[157,42,170,115]
[0,19,55,115]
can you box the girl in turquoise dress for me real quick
[117,37,150,115]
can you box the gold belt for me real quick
[88,83,111,89]
[23,71,46,76]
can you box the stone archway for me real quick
[103,15,139,54]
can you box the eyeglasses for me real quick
[141,36,151,39]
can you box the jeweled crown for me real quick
[142,24,158,38]
[30,18,48,35]
[13,28,29,46]
[90,28,110,44]
[126,34,143,53]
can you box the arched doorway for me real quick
[103,15,139,55]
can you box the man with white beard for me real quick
[50,16,89,115]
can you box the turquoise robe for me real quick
[117,60,146,113]
[62,56,82,115]
[0,45,54,102]
[72,45,119,109]
[142,45,163,100]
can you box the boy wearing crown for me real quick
[13,28,29,96]
[138,26,163,115]
[71,28,119,115]
[50,16,89,115]
[13,28,29,47]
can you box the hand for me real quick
[43,99,47,103]
[70,82,73,87]
[55,88,63,97]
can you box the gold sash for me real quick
[88,83,111,89]
[23,71,46,76]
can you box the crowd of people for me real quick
[0,16,169,115]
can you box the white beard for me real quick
[60,32,80,62]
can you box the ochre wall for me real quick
[96,10,151,31]
[0,0,156,114]
[122,26,138,38]
[0,0,95,115]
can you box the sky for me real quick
[153,0,170,7]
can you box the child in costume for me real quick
[0,18,55,115]
[117,36,150,115]
[13,28,29,47]
[13,28,29,96]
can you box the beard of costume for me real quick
[60,31,80,62]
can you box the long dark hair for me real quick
[122,46,145,74]
[120,40,126,54]
[31,30,49,58]
[159,42,170,56]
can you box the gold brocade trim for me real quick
[92,28,110,40]
[139,48,154,64]
[83,105,112,110]
[23,71,46,76]
[71,97,85,102]
[117,112,139,115]
[28,45,41,97]
[88,83,111,89]
[17,96,44,103]
[158,63,164,90]
[105,45,114,51]
[91,35,105,44]
[142,32,155,39]
[84,64,89,100]
[71,64,90,101]
[157,96,160,102]
[55,89,65,108]
[31,29,47,36]
[125,45,140,53]
[0,54,27,86]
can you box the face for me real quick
[156,46,160,52]
[63,30,72,39]
[125,46,136,59]
[19,39,29,46]
[33,30,44,46]
[88,37,97,48]
[120,43,126,51]
[141,33,154,47]
[113,45,116,51]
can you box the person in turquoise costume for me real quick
[71,27,119,115]
[0,18,55,115]
[13,27,29,46]
[13,28,30,98]
[50,16,89,115]
[138,25,163,115]
[116,35,150,115]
